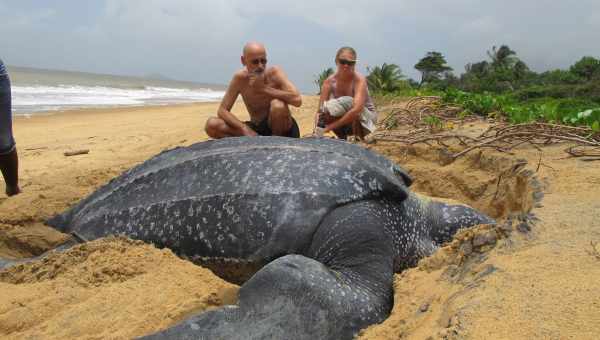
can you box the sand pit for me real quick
[0,237,238,339]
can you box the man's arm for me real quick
[324,76,367,133]
[218,73,257,136]
[259,66,302,107]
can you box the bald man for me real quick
[205,42,302,138]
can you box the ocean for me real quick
[6,66,226,115]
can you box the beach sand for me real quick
[1,97,599,339]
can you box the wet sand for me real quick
[1,97,599,339]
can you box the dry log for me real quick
[64,149,89,157]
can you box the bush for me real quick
[439,88,600,128]
[513,81,600,103]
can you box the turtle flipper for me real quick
[428,201,496,244]
[0,238,80,270]
[141,254,389,339]
[141,201,397,340]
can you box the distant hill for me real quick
[6,65,226,90]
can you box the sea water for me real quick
[7,66,225,115]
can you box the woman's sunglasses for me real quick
[338,59,356,66]
[251,58,268,65]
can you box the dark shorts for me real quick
[245,116,300,138]
[316,112,353,140]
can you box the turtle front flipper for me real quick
[427,201,496,245]
[140,201,397,340]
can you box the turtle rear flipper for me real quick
[141,201,397,340]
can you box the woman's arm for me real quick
[314,78,332,130]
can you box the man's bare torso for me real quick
[238,67,281,123]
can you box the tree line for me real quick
[315,45,600,103]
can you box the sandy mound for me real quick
[358,132,600,339]
[0,237,238,339]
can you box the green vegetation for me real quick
[414,51,453,86]
[366,63,408,93]
[363,45,600,130]
[440,89,600,127]
[314,67,334,94]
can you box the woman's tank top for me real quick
[329,75,376,113]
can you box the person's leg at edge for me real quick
[268,99,293,136]
[204,117,242,139]
[0,148,19,196]
[0,72,20,196]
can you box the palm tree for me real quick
[487,45,517,70]
[314,67,334,94]
[513,60,530,80]
[366,63,405,93]
[414,52,452,86]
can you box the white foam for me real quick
[11,85,225,114]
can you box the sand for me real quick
[1,97,599,339]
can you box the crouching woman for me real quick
[314,47,377,140]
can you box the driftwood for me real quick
[64,149,89,157]
[370,97,600,160]
[378,96,478,130]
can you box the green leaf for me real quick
[592,121,600,132]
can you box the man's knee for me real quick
[269,99,290,117]
[205,117,223,135]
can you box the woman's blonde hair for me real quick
[335,46,357,61]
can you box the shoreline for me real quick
[12,100,224,119]
[13,100,224,120]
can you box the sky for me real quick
[1,0,599,93]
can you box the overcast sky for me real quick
[1,0,599,92]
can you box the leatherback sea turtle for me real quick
[45,136,494,339]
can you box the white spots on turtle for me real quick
[199,231,205,239]
[217,234,224,242]
[223,202,235,216]
[368,178,382,191]
[202,217,208,224]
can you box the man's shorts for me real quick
[245,116,300,138]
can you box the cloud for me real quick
[1,0,600,90]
